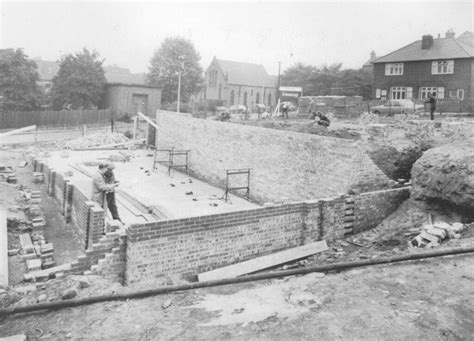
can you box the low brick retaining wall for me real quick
[126,186,410,283]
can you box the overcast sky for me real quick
[1,1,472,75]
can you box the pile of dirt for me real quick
[411,138,474,212]
[239,120,360,140]
[368,140,434,180]
[59,133,129,149]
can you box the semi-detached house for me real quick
[373,30,474,111]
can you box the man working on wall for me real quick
[103,163,121,222]
[92,163,119,218]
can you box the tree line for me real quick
[281,62,372,99]
[1,38,372,112]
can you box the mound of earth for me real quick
[411,138,474,208]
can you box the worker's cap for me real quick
[106,163,115,170]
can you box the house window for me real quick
[385,63,404,76]
[218,84,222,100]
[375,89,381,99]
[243,92,248,107]
[432,60,454,75]
[448,89,463,99]
[390,87,408,99]
[268,93,272,106]
[419,87,445,99]
[230,90,235,106]
[256,92,260,104]
[251,89,253,96]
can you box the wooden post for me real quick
[145,122,149,149]
[0,208,8,287]
[133,116,138,140]
[82,125,87,137]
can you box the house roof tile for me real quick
[373,31,474,63]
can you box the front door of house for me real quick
[132,94,148,114]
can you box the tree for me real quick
[50,48,106,110]
[0,48,44,111]
[281,62,372,99]
[147,37,204,104]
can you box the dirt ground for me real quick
[1,251,473,340]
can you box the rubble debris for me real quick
[60,133,129,150]
[409,222,469,248]
[161,299,172,309]
[61,289,78,300]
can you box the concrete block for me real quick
[19,233,34,253]
[27,259,42,272]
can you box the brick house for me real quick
[100,83,161,117]
[373,30,474,111]
[198,57,278,109]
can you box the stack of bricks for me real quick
[20,231,56,273]
[0,164,17,183]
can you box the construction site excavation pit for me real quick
[40,149,260,225]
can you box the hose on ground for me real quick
[1,246,473,317]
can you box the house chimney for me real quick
[421,35,434,49]
[370,50,376,59]
[445,28,455,39]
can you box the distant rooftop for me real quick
[33,59,147,85]
[213,58,277,88]
[374,30,474,63]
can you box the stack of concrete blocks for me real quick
[0,164,17,183]
[410,222,467,248]
[297,96,364,117]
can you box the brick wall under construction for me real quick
[35,160,106,250]
[126,186,410,283]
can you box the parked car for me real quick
[371,99,425,116]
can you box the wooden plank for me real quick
[198,240,329,282]
[79,139,146,150]
[0,125,36,137]
[138,112,158,129]
[19,233,34,254]
[0,208,8,287]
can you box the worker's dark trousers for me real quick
[106,192,120,221]
[430,108,435,120]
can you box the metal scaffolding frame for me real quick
[221,168,251,202]
[153,148,190,175]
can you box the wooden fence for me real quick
[0,108,112,129]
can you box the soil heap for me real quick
[411,138,474,210]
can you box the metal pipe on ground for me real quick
[2,246,474,317]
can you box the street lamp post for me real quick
[177,70,182,113]
[177,59,185,113]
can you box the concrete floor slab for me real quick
[41,149,260,223]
